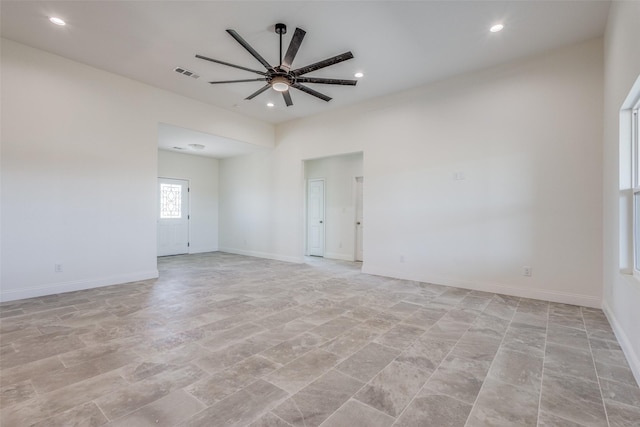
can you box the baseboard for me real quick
[602,300,640,387]
[0,270,159,303]
[362,265,601,308]
[218,247,304,264]
[323,252,355,261]
[189,246,219,254]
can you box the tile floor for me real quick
[1,252,639,426]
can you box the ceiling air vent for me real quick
[174,67,200,79]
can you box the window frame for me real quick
[633,103,640,277]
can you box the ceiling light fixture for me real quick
[490,23,504,33]
[188,143,205,150]
[271,76,290,92]
[49,16,66,26]
[267,102,275,108]
[197,23,356,107]
[354,72,364,78]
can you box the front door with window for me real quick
[157,178,189,256]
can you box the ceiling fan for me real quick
[196,23,357,107]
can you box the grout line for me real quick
[328,360,398,423]
[268,411,295,427]
[324,396,400,427]
[583,306,612,427]
[286,394,309,427]
[389,302,484,425]
[461,297,521,427]
[325,309,454,426]
[534,301,550,427]
[93,399,110,423]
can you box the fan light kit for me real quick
[49,17,66,26]
[271,76,290,92]
[196,23,357,107]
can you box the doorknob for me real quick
[357,222,361,225]
[319,220,323,224]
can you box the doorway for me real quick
[307,178,325,256]
[303,152,363,261]
[157,178,189,256]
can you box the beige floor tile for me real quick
[0,253,637,427]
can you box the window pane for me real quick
[160,183,182,218]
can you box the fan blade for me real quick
[281,28,306,72]
[196,54,267,76]
[209,78,267,84]
[226,29,272,70]
[282,90,293,107]
[296,77,357,86]
[292,83,332,102]
[245,84,271,100]
[292,52,354,76]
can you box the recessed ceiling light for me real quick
[490,23,504,33]
[49,17,66,26]
[354,72,364,78]
[267,102,275,108]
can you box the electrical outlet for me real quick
[522,266,532,277]
[54,263,63,273]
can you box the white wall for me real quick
[158,150,219,254]
[602,1,640,384]
[0,39,274,302]
[219,38,604,307]
[305,153,363,261]
[218,150,300,262]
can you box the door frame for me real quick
[353,176,363,262]
[306,178,326,257]
[157,176,191,256]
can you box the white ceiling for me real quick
[1,1,610,158]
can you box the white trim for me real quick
[324,252,355,261]
[602,300,640,387]
[362,264,601,308]
[0,270,159,303]
[302,160,308,256]
[354,175,364,262]
[189,245,219,254]
[218,247,304,264]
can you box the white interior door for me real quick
[355,176,364,262]
[307,179,325,256]
[157,178,189,256]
